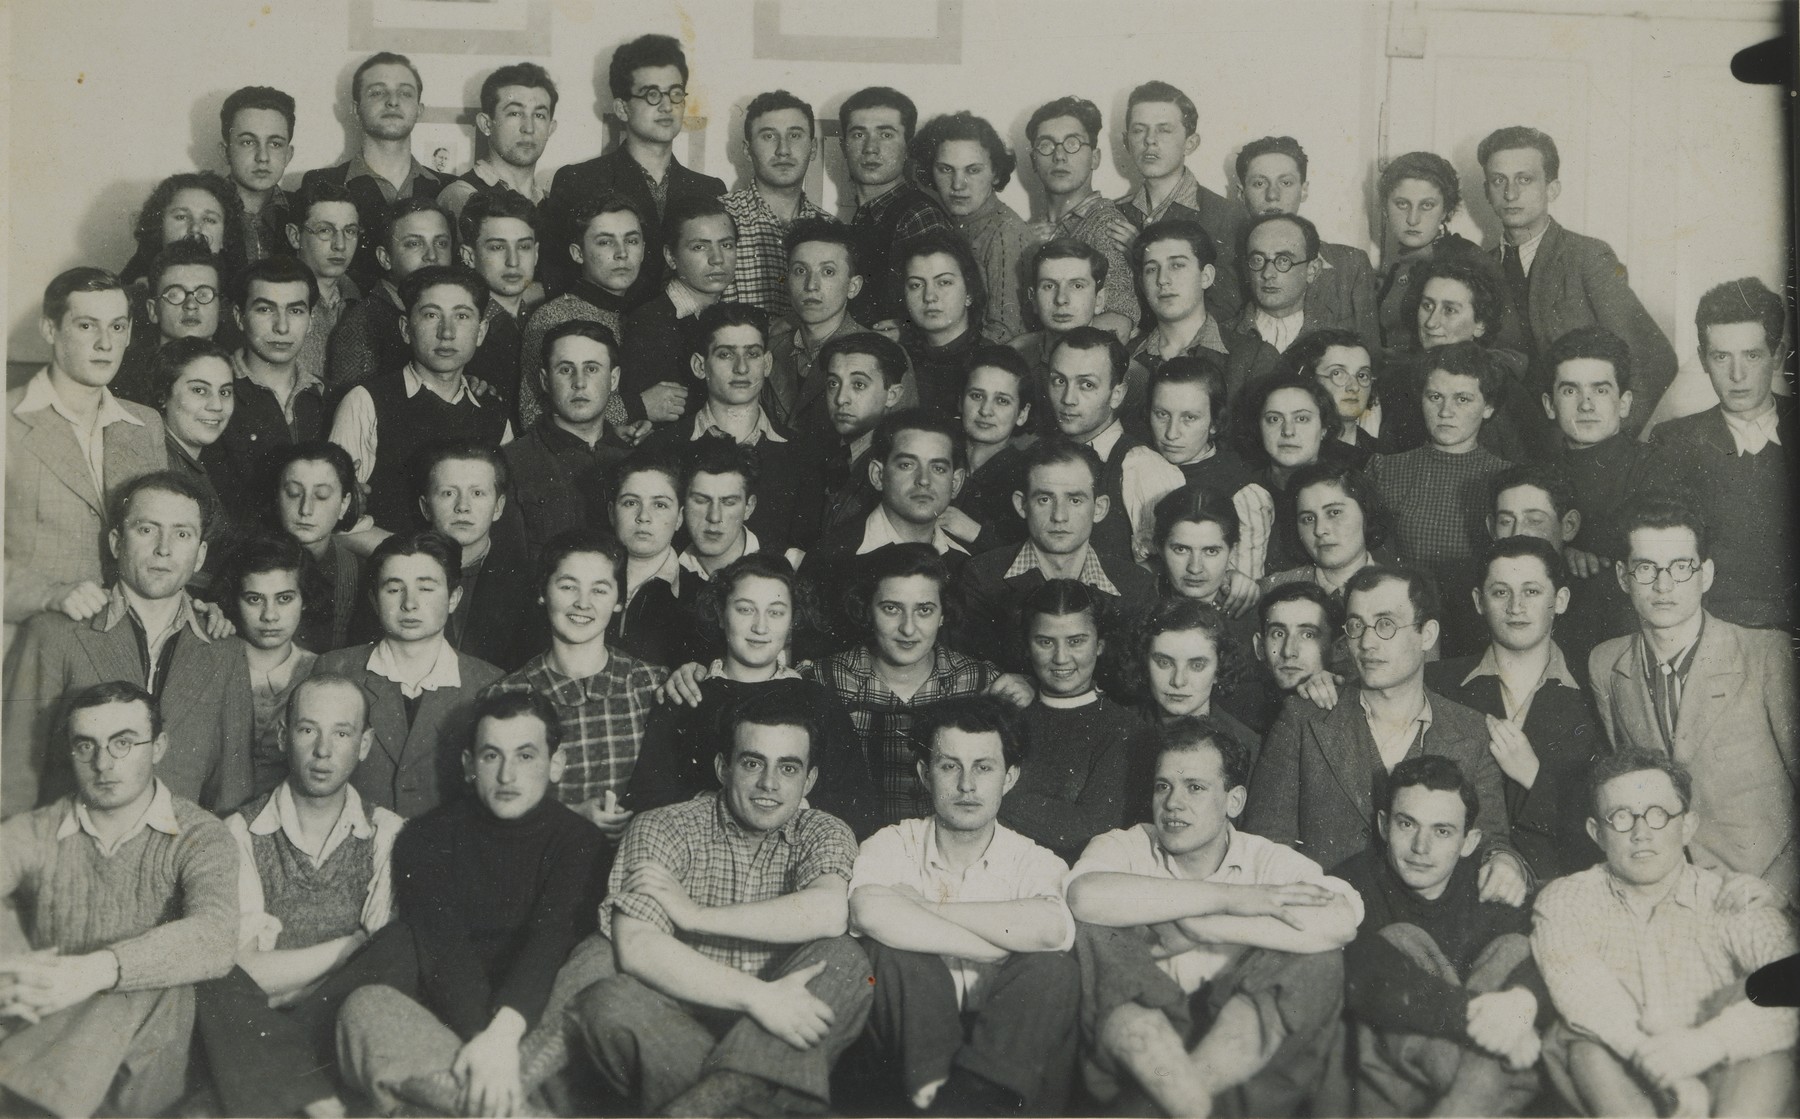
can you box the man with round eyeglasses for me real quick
[1233,212,1330,355]
[1588,495,1797,890]
[1532,749,1797,1117]
[1025,96,1139,333]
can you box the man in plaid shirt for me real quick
[487,529,669,848]
[841,86,954,329]
[573,688,871,1116]
[721,91,833,319]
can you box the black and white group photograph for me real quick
[1,1,1795,1116]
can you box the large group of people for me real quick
[2,29,1795,1119]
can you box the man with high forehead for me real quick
[722,90,834,317]
[841,86,954,330]
[1231,212,1347,355]
[284,180,363,391]
[1027,96,1139,334]
[219,86,299,263]
[438,62,559,218]
[323,196,455,397]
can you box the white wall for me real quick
[6,0,1787,391]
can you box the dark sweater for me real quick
[1335,848,1547,1043]
[901,324,982,420]
[392,795,605,1038]
[999,693,1140,862]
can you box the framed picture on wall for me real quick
[348,0,553,55]
[751,0,963,65]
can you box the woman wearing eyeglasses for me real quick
[913,111,1037,343]
[1286,329,1386,460]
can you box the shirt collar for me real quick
[691,401,787,444]
[1129,166,1200,221]
[705,657,801,682]
[402,363,480,406]
[709,788,800,844]
[1603,859,1702,912]
[1039,688,1099,710]
[1721,404,1782,455]
[346,152,431,195]
[633,549,684,599]
[249,781,376,864]
[1359,693,1434,736]
[1461,640,1577,689]
[1003,540,1120,596]
[923,819,1001,873]
[58,779,182,852]
[232,347,324,397]
[15,368,145,429]
[467,159,547,202]
[367,635,462,698]
[100,583,209,643]
[1085,418,1125,462]
[1152,821,1248,879]
[666,278,712,321]
[1051,191,1105,229]
[857,506,968,556]
[679,527,760,578]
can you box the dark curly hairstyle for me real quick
[213,531,320,632]
[894,227,987,335]
[844,542,956,646]
[695,551,825,663]
[1286,460,1395,555]
[1127,596,1249,706]
[123,172,247,287]
[1407,255,1508,348]
[912,111,1016,192]
[1233,371,1340,466]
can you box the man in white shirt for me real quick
[848,696,1079,1114]
[1233,212,1328,355]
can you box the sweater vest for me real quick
[243,791,376,950]
[363,371,509,531]
[1703,442,1793,626]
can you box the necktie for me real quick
[1502,245,1533,353]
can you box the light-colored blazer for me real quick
[1589,613,1799,888]
[5,382,167,624]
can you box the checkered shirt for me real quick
[1044,192,1139,330]
[1002,540,1121,597]
[602,791,857,977]
[487,652,669,806]
[1366,445,1510,567]
[811,646,1001,824]
[720,187,832,317]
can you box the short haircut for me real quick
[540,318,620,371]
[368,528,463,594]
[1257,579,1342,635]
[1130,218,1216,275]
[692,300,768,356]
[1150,714,1251,791]
[1587,747,1693,819]
[216,531,309,617]
[1019,577,1108,642]
[609,34,689,102]
[1021,435,1103,492]
[220,85,296,142]
[783,217,862,277]
[1545,324,1633,394]
[1490,462,1575,522]
[850,543,952,637]
[380,196,453,259]
[113,469,215,540]
[743,89,815,142]
[1284,328,1373,381]
[1236,372,1340,464]
[1051,325,1129,389]
[1027,96,1103,144]
[1133,597,1248,699]
[1412,256,1507,343]
[536,527,627,596]
[414,441,510,501]
[1384,754,1479,828]
[235,253,319,310]
[43,266,127,324]
[1240,211,1320,263]
[913,694,1026,769]
[265,441,362,534]
[147,238,223,299]
[1152,481,1242,550]
[1148,353,1229,431]
[66,680,162,743]
[964,344,1032,396]
[697,551,824,656]
[914,111,1016,192]
[728,685,822,769]
[150,336,232,408]
[569,191,645,240]
[1694,276,1787,353]
[1344,563,1441,626]
[609,446,684,506]
[662,194,732,247]
[290,179,359,228]
[870,408,966,472]
[819,331,907,389]
[1477,125,1560,181]
[1288,461,1395,553]
[1127,80,1197,136]
[1422,339,1504,404]
[1235,135,1308,184]
[400,264,487,316]
[839,86,919,141]
[895,227,987,327]
[1618,493,1710,561]
[682,433,760,496]
[285,672,369,730]
[471,688,563,753]
[1479,533,1567,593]
[458,189,539,248]
[480,61,558,117]
[352,51,422,101]
[1031,237,1108,286]
[1378,150,1462,218]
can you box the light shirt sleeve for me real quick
[1120,447,1185,562]
[224,811,281,953]
[327,386,379,485]
[1015,841,1078,951]
[1064,825,1156,892]
[848,824,913,895]
[1231,483,1273,581]
[360,808,405,934]
[1530,876,1657,1059]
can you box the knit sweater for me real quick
[392,795,605,1038]
[0,791,237,990]
[999,693,1140,862]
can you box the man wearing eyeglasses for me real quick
[1232,212,1346,356]
[542,34,726,295]
[1532,749,1797,1117]
[1587,496,1797,890]
[283,180,363,392]
[110,239,227,409]
[1245,563,1529,906]
[1025,97,1138,335]
[0,681,238,1118]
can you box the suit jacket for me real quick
[1242,689,1517,874]
[953,542,1156,674]
[542,147,726,294]
[617,293,705,424]
[2,610,253,818]
[448,510,538,673]
[5,386,167,623]
[1588,614,1798,887]
[1311,241,1382,353]
[313,643,504,819]
[1490,218,1677,430]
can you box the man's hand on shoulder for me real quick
[52,581,108,622]
[1477,851,1530,908]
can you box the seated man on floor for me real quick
[848,695,1080,1115]
[1065,714,1361,1117]
[1532,749,1797,1118]
[575,687,872,1116]
[0,681,237,1118]
[1335,755,1547,1117]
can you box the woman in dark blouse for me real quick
[896,227,988,418]
[267,441,363,654]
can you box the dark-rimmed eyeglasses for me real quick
[1599,805,1684,833]
[1319,367,1373,388]
[158,285,218,308]
[71,737,153,762]
[1246,251,1314,274]
[630,85,687,107]
[1625,559,1701,586]
[302,222,360,244]
[1344,617,1423,641]
[1032,135,1093,157]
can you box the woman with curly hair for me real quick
[896,227,990,417]
[1125,596,1261,793]
[1375,151,1482,350]
[120,171,248,287]
[1263,460,1394,601]
[913,110,1036,342]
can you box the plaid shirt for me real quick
[812,646,1001,824]
[1041,192,1139,330]
[1002,540,1121,597]
[1533,862,1798,1064]
[721,186,831,317]
[488,652,669,806]
[602,791,857,977]
[1366,445,1510,568]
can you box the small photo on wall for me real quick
[414,120,474,177]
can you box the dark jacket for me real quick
[953,540,1156,673]
[542,147,726,294]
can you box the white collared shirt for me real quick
[1508,224,1550,275]
[689,401,788,445]
[1084,418,1125,463]
[15,368,147,499]
[627,548,684,605]
[666,278,713,321]
[366,635,462,699]
[856,506,968,557]
[58,779,182,858]
[328,363,515,484]
[1460,641,1578,725]
[851,818,1074,1008]
[1253,308,1306,354]
[679,529,806,579]
[1360,693,1434,772]
[1721,404,1782,456]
